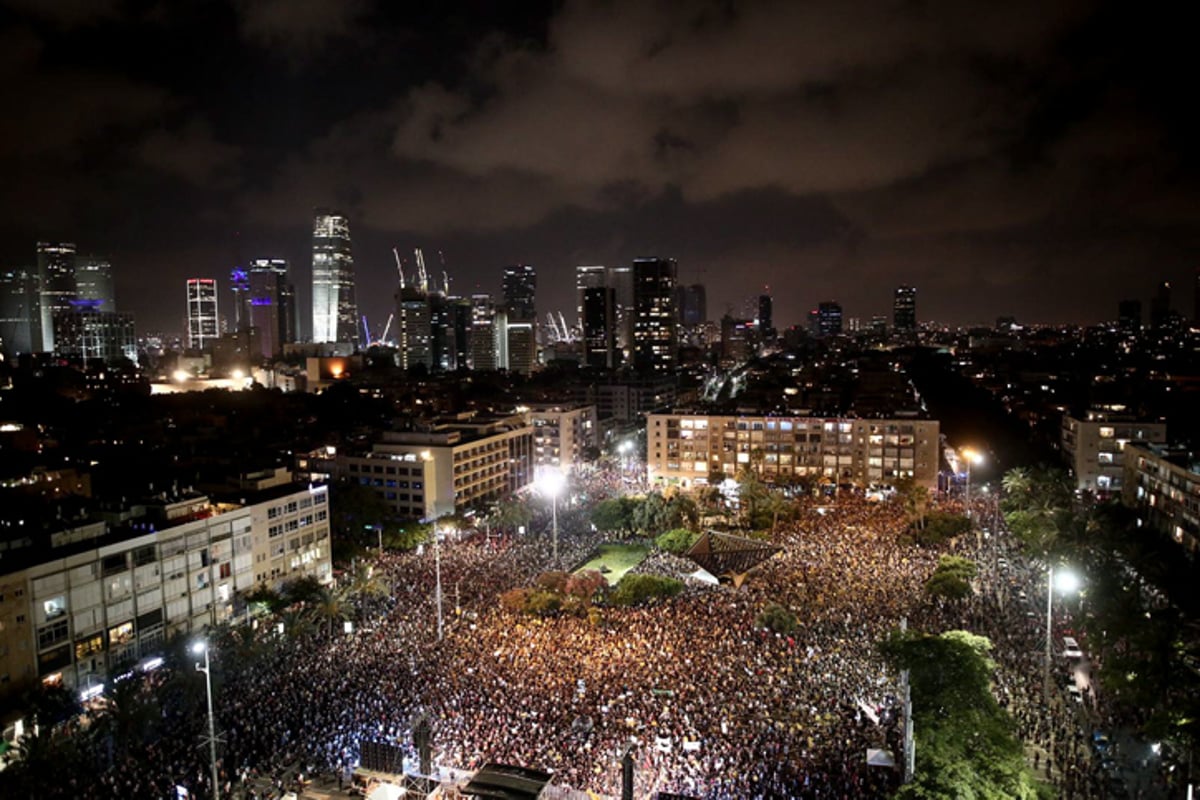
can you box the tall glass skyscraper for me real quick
[186,278,219,350]
[893,285,917,332]
[311,209,358,345]
[632,257,678,372]
[36,241,77,353]
[75,255,115,313]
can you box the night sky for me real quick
[0,0,1196,336]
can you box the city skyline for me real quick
[0,1,1197,335]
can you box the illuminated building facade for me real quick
[632,257,678,373]
[647,412,940,489]
[185,278,219,351]
[36,242,77,353]
[893,285,917,332]
[74,256,114,313]
[311,209,358,345]
[0,268,39,356]
[1062,412,1167,495]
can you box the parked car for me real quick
[1067,684,1083,704]
[1092,731,1111,754]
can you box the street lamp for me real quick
[960,448,983,508]
[192,641,220,800]
[536,467,567,562]
[1043,566,1080,703]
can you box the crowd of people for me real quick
[6,483,1134,799]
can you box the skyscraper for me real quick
[678,284,707,327]
[230,267,251,332]
[632,257,678,373]
[75,255,115,313]
[893,285,917,332]
[582,286,617,369]
[502,264,537,322]
[576,265,607,328]
[311,209,358,345]
[396,285,433,371]
[186,278,219,350]
[817,301,843,337]
[1150,281,1172,330]
[757,293,773,339]
[469,294,497,371]
[506,321,536,375]
[248,258,291,359]
[576,264,634,351]
[1117,299,1142,332]
[54,308,136,364]
[36,241,77,353]
[0,268,38,357]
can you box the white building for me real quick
[1062,411,1167,495]
[527,403,598,474]
[647,412,940,489]
[336,413,534,519]
[1123,442,1200,554]
[0,477,330,704]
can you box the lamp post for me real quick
[536,467,567,563]
[192,641,220,800]
[960,447,983,508]
[1043,566,1081,703]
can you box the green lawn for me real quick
[575,543,650,586]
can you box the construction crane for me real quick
[393,247,405,289]
[415,248,428,293]
[361,315,371,347]
[380,313,394,344]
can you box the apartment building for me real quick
[335,413,534,519]
[0,479,330,706]
[526,403,598,474]
[1062,411,1167,494]
[646,412,940,489]
[1123,442,1200,554]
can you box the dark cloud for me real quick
[0,0,1196,334]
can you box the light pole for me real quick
[960,447,983,508]
[192,641,220,800]
[1043,566,1081,703]
[536,467,567,562]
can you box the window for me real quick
[269,524,283,538]
[38,620,69,650]
[219,563,232,580]
[75,635,103,660]
[108,622,134,646]
[1099,426,1115,438]
[42,596,67,620]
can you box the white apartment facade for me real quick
[647,412,940,489]
[527,403,598,474]
[336,414,535,519]
[0,481,330,705]
[1062,411,1167,494]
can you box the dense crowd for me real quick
[8,486,1130,799]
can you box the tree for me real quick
[756,603,798,634]
[565,570,607,604]
[656,528,700,554]
[494,497,533,534]
[898,481,931,531]
[924,555,978,600]
[591,496,636,535]
[1000,466,1032,503]
[879,629,1046,800]
[609,574,684,606]
[330,479,393,545]
[312,584,350,636]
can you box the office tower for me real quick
[757,293,773,339]
[816,301,843,337]
[677,284,707,327]
[280,281,299,346]
[720,314,753,363]
[75,255,114,313]
[311,209,358,345]
[607,265,634,351]
[186,278,219,350]
[632,257,678,373]
[54,308,136,364]
[428,293,457,372]
[807,309,820,336]
[0,268,38,356]
[396,285,433,371]
[870,316,888,335]
[247,258,291,359]
[36,241,77,352]
[502,264,537,322]
[506,321,536,375]
[469,294,497,371]
[1118,299,1142,332]
[230,267,251,332]
[576,265,607,327]
[893,285,916,332]
[1150,281,1172,329]
[582,286,617,369]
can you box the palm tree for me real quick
[1001,467,1031,499]
[311,584,350,637]
[346,560,387,602]
[902,484,931,530]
